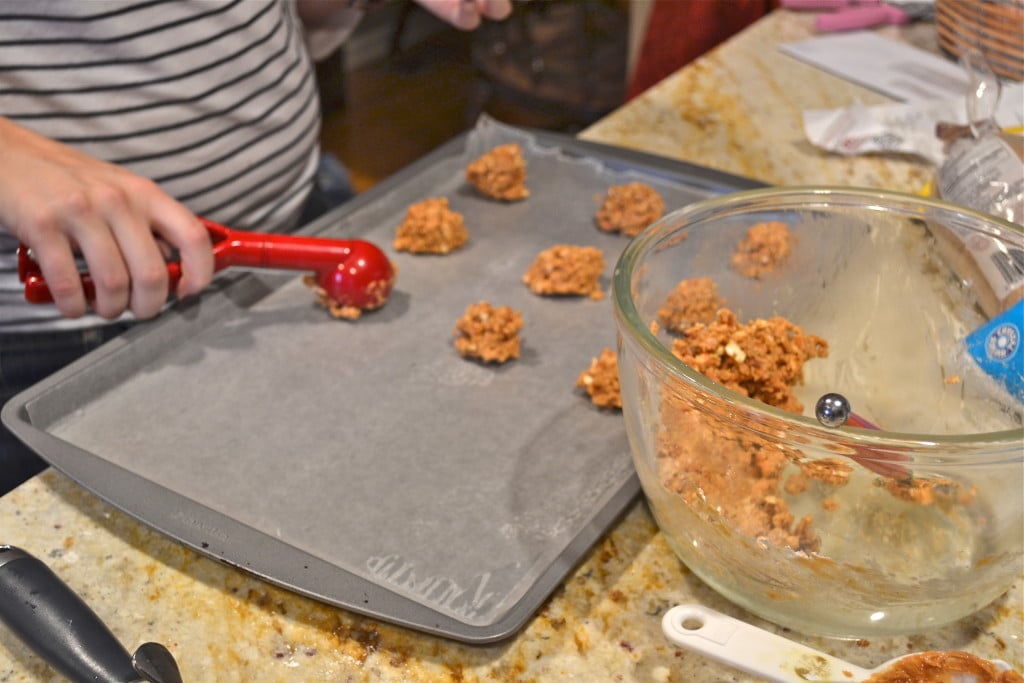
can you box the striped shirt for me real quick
[0,0,337,331]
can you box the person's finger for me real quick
[106,210,171,320]
[25,227,88,318]
[477,0,511,21]
[61,213,131,319]
[415,0,481,30]
[146,194,213,300]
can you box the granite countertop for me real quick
[580,10,943,192]
[1,10,1021,682]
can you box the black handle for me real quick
[0,545,139,682]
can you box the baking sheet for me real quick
[3,117,763,643]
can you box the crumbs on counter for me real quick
[595,182,665,237]
[657,277,726,333]
[577,348,622,410]
[731,220,792,278]
[523,245,606,300]
[393,197,469,254]
[453,301,523,364]
[465,143,529,201]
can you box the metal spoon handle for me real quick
[0,545,139,683]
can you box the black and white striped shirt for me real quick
[0,0,334,330]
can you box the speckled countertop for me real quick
[1,10,1021,683]
[580,10,941,191]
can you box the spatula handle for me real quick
[662,604,872,682]
[207,222,364,273]
[0,546,139,683]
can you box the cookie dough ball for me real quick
[393,197,469,254]
[302,264,396,321]
[576,348,622,409]
[657,277,726,333]
[595,182,665,237]
[453,301,523,363]
[465,143,529,201]
[523,245,605,300]
[671,308,828,413]
[731,221,791,278]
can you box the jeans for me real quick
[0,323,134,494]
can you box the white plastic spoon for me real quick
[662,604,1015,682]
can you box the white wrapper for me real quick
[802,82,1024,166]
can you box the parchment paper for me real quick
[17,117,731,635]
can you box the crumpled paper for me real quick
[802,82,1023,165]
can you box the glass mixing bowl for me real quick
[612,187,1023,637]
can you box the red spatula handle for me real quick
[202,218,366,272]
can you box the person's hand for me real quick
[413,0,513,30]
[0,117,213,320]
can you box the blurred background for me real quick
[315,0,775,193]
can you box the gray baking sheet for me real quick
[3,116,763,643]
